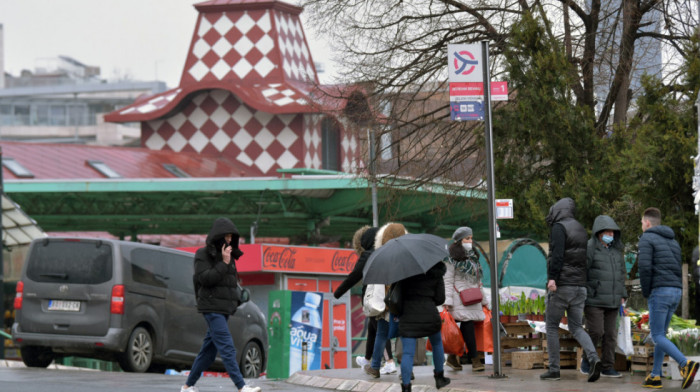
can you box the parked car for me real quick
[11,237,267,377]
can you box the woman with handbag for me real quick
[443,226,487,372]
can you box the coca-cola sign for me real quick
[261,245,358,274]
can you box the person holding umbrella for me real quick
[443,226,487,372]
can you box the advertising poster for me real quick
[289,291,324,373]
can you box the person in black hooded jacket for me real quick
[182,217,261,392]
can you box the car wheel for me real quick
[240,341,263,378]
[20,346,54,368]
[118,327,153,372]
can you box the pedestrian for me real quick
[692,246,700,322]
[580,215,627,378]
[363,223,407,379]
[181,217,261,392]
[639,207,699,389]
[397,251,450,391]
[333,225,396,374]
[540,197,602,382]
[443,226,486,372]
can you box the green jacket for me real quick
[585,215,628,308]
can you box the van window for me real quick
[26,241,113,284]
[131,249,168,288]
[167,253,195,294]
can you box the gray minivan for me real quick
[11,237,267,376]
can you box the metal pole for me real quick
[482,40,503,377]
[369,129,379,227]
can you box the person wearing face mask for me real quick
[442,226,487,372]
[579,215,627,378]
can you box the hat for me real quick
[452,226,473,242]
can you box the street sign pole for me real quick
[481,40,503,378]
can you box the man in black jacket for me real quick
[540,198,601,382]
[639,207,698,389]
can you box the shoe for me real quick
[240,386,261,392]
[364,364,380,378]
[588,360,602,382]
[380,361,397,374]
[181,387,199,392]
[356,356,370,368]
[401,383,412,392]
[601,368,622,378]
[580,357,590,375]
[540,370,560,380]
[642,374,662,389]
[434,370,451,389]
[445,354,463,371]
[472,357,485,372]
[680,360,699,389]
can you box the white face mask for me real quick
[462,243,473,251]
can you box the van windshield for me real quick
[27,240,113,284]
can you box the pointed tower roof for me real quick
[106,0,324,123]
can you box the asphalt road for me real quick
[0,366,316,392]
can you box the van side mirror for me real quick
[240,287,250,303]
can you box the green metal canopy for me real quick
[4,170,489,243]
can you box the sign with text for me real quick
[496,199,514,219]
[449,82,509,101]
[448,44,483,83]
[261,245,358,275]
[450,100,484,121]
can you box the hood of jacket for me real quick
[374,222,408,250]
[591,215,621,238]
[361,227,379,252]
[352,226,371,254]
[646,225,676,240]
[205,218,241,258]
[546,197,576,226]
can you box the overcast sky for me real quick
[0,0,336,88]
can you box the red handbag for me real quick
[454,265,482,306]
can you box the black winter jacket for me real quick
[585,215,627,308]
[194,217,244,315]
[398,262,446,338]
[546,198,588,287]
[638,225,682,298]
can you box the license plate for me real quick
[48,300,81,312]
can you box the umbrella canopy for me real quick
[362,233,450,285]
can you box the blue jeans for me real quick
[545,286,599,372]
[400,331,444,385]
[186,313,245,389]
[370,318,390,369]
[649,287,687,376]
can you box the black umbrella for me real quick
[362,233,450,285]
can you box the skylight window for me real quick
[163,164,190,178]
[2,158,34,178]
[87,160,121,178]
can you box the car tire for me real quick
[20,346,54,368]
[118,327,153,373]
[240,341,263,378]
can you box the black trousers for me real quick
[584,305,618,370]
[459,320,477,360]
[365,317,393,360]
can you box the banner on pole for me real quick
[447,44,483,83]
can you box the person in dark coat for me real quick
[541,197,601,382]
[182,217,261,392]
[639,207,698,389]
[580,215,627,378]
[333,226,395,374]
[398,260,450,391]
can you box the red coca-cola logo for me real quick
[331,251,357,273]
[263,247,297,269]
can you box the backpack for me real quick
[362,284,386,317]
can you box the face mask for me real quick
[602,235,614,244]
[462,243,473,251]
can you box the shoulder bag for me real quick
[455,263,482,306]
[384,282,403,316]
[362,284,386,316]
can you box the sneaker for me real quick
[601,368,622,378]
[588,359,602,382]
[445,354,463,371]
[680,360,699,389]
[579,357,590,375]
[642,374,662,389]
[240,386,261,392]
[540,370,560,380]
[181,387,199,392]
[356,356,370,368]
[380,361,397,374]
[364,364,380,378]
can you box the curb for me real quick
[285,372,481,392]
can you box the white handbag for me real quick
[362,284,386,317]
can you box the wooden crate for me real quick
[542,336,579,368]
[512,350,544,369]
[633,344,654,357]
[499,322,541,366]
[630,354,654,373]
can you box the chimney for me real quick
[0,24,4,88]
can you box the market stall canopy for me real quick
[2,194,46,248]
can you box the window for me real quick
[163,164,190,178]
[49,105,66,126]
[35,105,50,126]
[130,249,168,288]
[87,160,121,178]
[2,158,34,178]
[14,105,30,125]
[321,117,340,171]
[380,132,393,160]
[26,240,113,284]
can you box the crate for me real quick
[512,350,544,369]
[575,348,629,371]
[499,322,542,366]
[542,336,579,368]
[633,344,654,357]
